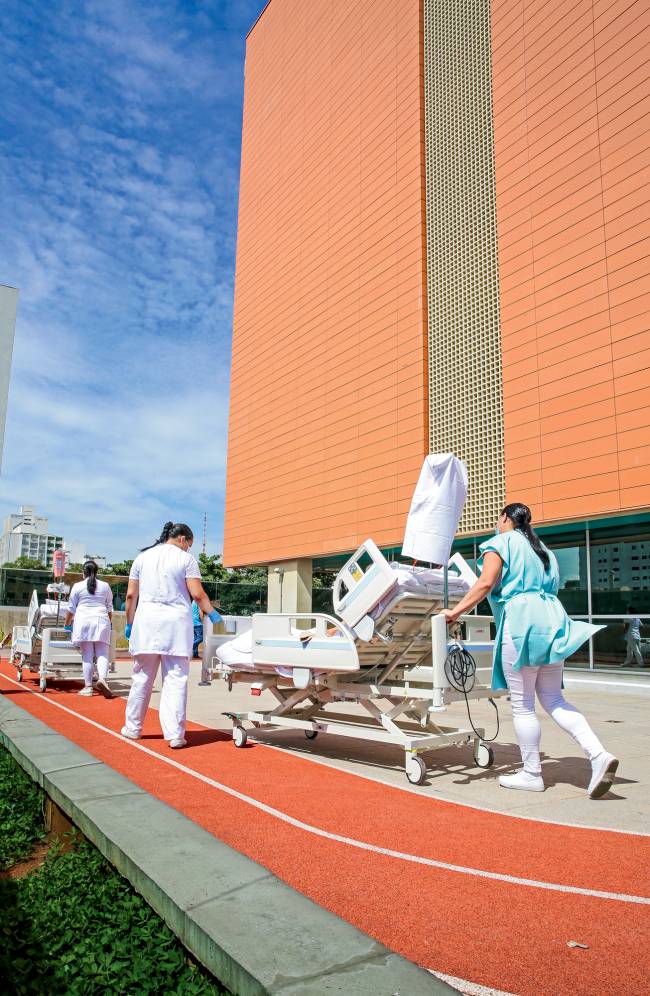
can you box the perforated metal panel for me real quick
[424,0,504,535]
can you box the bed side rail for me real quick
[251,613,359,674]
[11,625,31,656]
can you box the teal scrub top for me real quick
[478,530,602,691]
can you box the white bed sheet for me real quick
[371,563,467,618]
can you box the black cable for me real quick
[444,643,500,743]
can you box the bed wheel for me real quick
[405,755,427,785]
[304,730,318,740]
[39,678,47,693]
[232,726,247,748]
[474,743,494,768]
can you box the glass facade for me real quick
[460,516,650,674]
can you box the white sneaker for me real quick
[588,752,619,799]
[169,738,187,749]
[78,686,93,697]
[94,678,114,699]
[120,726,141,740]
[499,770,545,792]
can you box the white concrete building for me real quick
[62,540,86,567]
[62,541,107,570]
[0,285,18,472]
[0,506,63,567]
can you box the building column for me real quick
[267,559,312,615]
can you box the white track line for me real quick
[564,678,650,690]
[2,673,649,908]
[429,970,518,996]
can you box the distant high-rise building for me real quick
[0,506,64,567]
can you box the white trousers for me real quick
[502,624,604,775]
[624,636,643,666]
[78,640,110,687]
[124,654,189,741]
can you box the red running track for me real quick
[1,661,649,996]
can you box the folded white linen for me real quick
[402,454,468,566]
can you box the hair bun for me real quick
[163,521,174,530]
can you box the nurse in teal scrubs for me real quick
[444,503,618,799]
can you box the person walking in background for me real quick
[623,607,644,667]
[121,522,221,749]
[444,502,619,799]
[191,599,203,659]
[64,561,114,698]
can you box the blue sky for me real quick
[0,0,265,561]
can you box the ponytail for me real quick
[501,503,550,571]
[159,521,175,544]
[141,521,194,552]
[83,560,98,595]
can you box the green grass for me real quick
[0,746,46,869]
[0,747,228,995]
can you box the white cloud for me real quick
[0,0,264,560]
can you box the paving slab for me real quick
[0,694,453,996]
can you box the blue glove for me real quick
[207,609,222,625]
[64,625,72,633]
[125,623,132,639]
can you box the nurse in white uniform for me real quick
[64,562,114,698]
[121,521,221,749]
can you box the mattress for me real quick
[33,601,70,629]
[369,563,468,620]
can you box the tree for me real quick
[2,557,45,570]
[232,564,267,584]
[104,559,134,577]
[198,552,230,583]
[66,563,85,573]
[312,568,337,591]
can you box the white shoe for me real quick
[588,752,619,799]
[78,686,93,697]
[499,770,545,792]
[120,726,141,740]
[95,678,114,699]
[169,738,187,749]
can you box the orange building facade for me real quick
[493,0,650,523]
[224,0,650,668]
[225,0,429,567]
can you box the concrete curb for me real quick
[0,696,455,995]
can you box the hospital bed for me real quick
[203,540,506,784]
[12,586,116,692]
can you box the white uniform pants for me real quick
[79,641,110,687]
[624,636,643,666]
[124,655,189,741]
[502,624,604,775]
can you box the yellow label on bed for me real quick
[348,563,363,582]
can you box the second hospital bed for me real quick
[203,540,506,784]
[12,586,117,692]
